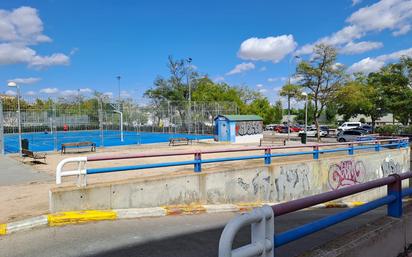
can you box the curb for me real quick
[0,201,365,236]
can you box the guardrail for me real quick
[56,137,408,186]
[218,171,412,257]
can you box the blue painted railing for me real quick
[56,138,409,185]
[218,172,412,257]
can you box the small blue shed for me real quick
[214,115,263,143]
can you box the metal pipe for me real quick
[274,195,396,247]
[272,175,397,216]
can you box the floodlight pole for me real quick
[186,58,192,134]
[8,81,22,156]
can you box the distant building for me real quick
[336,114,400,126]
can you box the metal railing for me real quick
[56,138,409,186]
[218,172,412,257]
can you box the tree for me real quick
[246,98,277,124]
[273,100,283,124]
[295,44,346,141]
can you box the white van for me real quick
[338,122,361,131]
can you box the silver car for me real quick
[336,130,366,142]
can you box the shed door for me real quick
[219,121,229,141]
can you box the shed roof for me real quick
[215,114,263,121]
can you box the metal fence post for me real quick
[251,206,274,257]
[265,148,271,165]
[313,146,319,160]
[0,100,4,155]
[218,205,274,257]
[375,141,380,152]
[387,174,402,218]
[348,143,354,155]
[194,152,201,172]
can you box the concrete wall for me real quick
[50,148,410,212]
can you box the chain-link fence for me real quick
[1,95,237,153]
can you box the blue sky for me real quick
[0,0,411,103]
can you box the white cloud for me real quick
[25,90,36,96]
[347,0,412,35]
[213,76,225,83]
[290,75,304,84]
[226,62,255,75]
[8,77,41,84]
[340,41,383,55]
[259,88,267,93]
[29,53,69,69]
[238,35,297,63]
[0,7,70,69]
[267,77,287,83]
[348,47,412,73]
[5,90,16,96]
[296,0,412,55]
[60,90,78,96]
[103,92,113,98]
[348,57,385,73]
[0,6,51,44]
[352,0,363,6]
[79,88,92,94]
[259,66,267,72]
[40,87,59,94]
[256,84,264,88]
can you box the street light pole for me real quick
[116,75,121,111]
[8,81,22,156]
[186,58,192,134]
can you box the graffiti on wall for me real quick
[380,156,402,178]
[236,121,263,136]
[328,160,366,190]
[275,164,310,201]
[236,169,271,197]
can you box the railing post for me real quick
[387,174,402,218]
[375,140,380,152]
[396,140,401,149]
[265,148,271,165]
[313,146,319,160]
[348,143,354,155]
[251,206,274,257]
[194,152,202,172]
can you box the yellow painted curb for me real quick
[0,224,6,235]
[350,201,365,207]
[237,202,263,211]
[48,210,117,226]
[162,205,206,215]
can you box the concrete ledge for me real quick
[6,216,48,233]
[0,223,6,235]
[48,210,117,226]
[298,204,412,257]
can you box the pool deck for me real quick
[0,137,342,223]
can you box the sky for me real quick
[0,0,411,104]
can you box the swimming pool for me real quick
[4,130,213,153]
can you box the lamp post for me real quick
[8,81,22,156]
[302,92,308,134]
[116,75,121,111]
[186,57,192,134]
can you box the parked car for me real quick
[338,122,362,131]
[359,124,373,133]
[320,125,330,135]
[336,130,367,142]
[299,128,327,137]
[290,126,302,132]
[276,126,290,133]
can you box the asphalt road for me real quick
[0,207,387,257]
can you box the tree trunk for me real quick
[315,117,320,142]
[371,117,376,133]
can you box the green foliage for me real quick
[375,125,400,135]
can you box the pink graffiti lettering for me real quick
[328,160,365,190]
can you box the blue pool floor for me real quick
[4,130,213,153]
